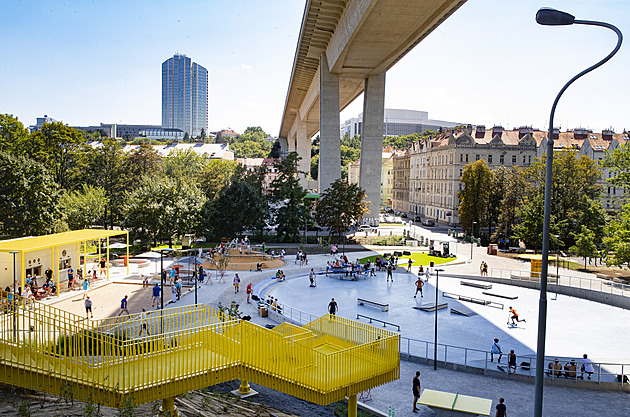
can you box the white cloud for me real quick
[241,64,253,70]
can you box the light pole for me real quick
[433,268,444,371]
[470,221,477,261]
[159,248,174,310]
[554,235,560,279]
[534,9,622,417]
[10,250,19,342]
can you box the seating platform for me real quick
[357,297,389,311]
[450,305,478,317]
[419,389,492,416]
[461,281,492,290]
[413,303,448,312]
[482,291,518,300]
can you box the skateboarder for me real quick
[309,268,316,287]
[414,276,424,298]
[386,264,393,282]
[509,306,526,325]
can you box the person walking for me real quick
[233,273,240,293]
[412,370,421,413]
[81,278,92,299]
[138,308,150,336]
[152,283,161,307]
[84,296,94,319]
[408,258,413,272]
[309,268,316,287]
[491,338,503,363]
[176,278,182,300]
[246,283,253,303]
[328,298,338,316]
[425,267,430,282]
[495,397,507,417]
[414,276,424,298]
[117,295,130,316]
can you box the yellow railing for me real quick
[0,292,399,407]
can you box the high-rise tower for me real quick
[162,54,208,137]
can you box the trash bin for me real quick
[258,306,268,317]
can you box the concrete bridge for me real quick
[278,0,466,223]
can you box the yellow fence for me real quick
[0,292,399,408]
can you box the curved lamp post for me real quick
[534,8,622,417]
[433,268,444,370]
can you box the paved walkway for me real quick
[40,232,630,416]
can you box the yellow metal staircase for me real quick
[0,293,399,410]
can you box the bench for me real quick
[443,292,504,310]
[461,281,492,290]
[357,298,389,312]
[419,389,492,416]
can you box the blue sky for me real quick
[1,0,628,135]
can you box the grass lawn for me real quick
[358,252,454,267]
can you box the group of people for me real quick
[265,295,282,313]
[275,270,286,281]
[295,250,308,265]
[490,338,519,374]
[546,354,595,380]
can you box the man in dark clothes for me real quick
[412,371,421,413]
[495,397,507,417]
[328,298,338,315]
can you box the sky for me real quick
[0,0,628,136]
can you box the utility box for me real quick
[258,306,268,317]
[487,244,498,255]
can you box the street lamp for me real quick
[470,221,477,261]
[159,248,174,310]
[433,268,445,371]
[341,213,347,257]
[534,9,622,417]
[9,250,19,342]
[554,235,560,280]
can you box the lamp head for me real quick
[536,8,575,26]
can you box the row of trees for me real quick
[458,146,630,268]
[0,114,371,246]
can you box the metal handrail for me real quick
[399,336,629,385]
[355,314,401,331]
[491,268,629,297]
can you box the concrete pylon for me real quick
[295,120,311,190]
[318,52,341,194]
[359,72,385,225]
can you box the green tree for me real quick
[26,122,89,190]
[0,114,29,154]
[493,166,530,244]
[457,160,493,234]
[512,192,565,252]
[0,152,59,236]
[200,180,267,239]
[570,225,598,270]
[270,152,309,241]
[88,138,127,228]
[200,128,207,141]
[197,159,239,200]
[163,148,208,180]
[123,177,205,246]
[60,184,109,230]
[310,153,319,181]
[122,143,162,187]
[315,179,369,236]
[603,202,630,268]
[601,141,630,199]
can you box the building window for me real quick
[459,168,463,177]
[475,154,480,161]
[488,154,493,164]
[465,154,469,162]
[460,154,463,162]
[512,155,517,164]
[528,155,531,164]
[500,155,504,165]
[522,155,526,164]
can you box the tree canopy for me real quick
[315,179,369,236]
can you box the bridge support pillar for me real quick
[359,72,386,225]
[296,119,310,190]
[348,393,358,417]
[160,397,179,416]
[319,52,341,194]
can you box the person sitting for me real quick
[547,358,562,377]
[234,304,251,321]
[42,280,52,296]
[580,354,595,380]
[507,350,517,374]
[271,298,278,311]
[565,360,577,378]
[256,262,262,272]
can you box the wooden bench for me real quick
[357,298,389,311]
[419,389,492,416]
